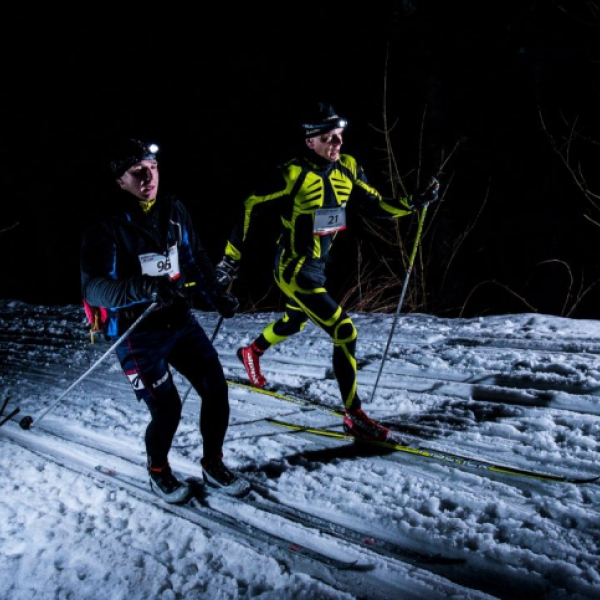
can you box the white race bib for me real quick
[138,245,181,278]
[313,206,346,236]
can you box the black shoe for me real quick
[149,463,191,504]
[201,455,251,497]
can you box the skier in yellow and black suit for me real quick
[216,102,440,441]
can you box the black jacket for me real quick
[81,192,220,338]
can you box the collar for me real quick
[138,198,157,213]
[301,147,337,171]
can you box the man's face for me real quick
[117,159,159,201]
[305,128,344,162]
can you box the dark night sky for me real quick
[2,2,600,318]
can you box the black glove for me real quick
[138,275,188,305]
[216,292,239,319]
[215,257,239,293]
[411,176,440,210]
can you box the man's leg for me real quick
[238,299,308,387]
[169,320,228,459]
[171,317,250,497]
[115,331,191,503]
[277,273,391,441]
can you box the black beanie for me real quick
[109,139,158,179]
[301,102,348,138]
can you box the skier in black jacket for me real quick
[81,139,249,501]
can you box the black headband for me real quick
[302,117,348,139]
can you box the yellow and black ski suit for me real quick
[225,150,415,410]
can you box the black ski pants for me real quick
[115,312,229,468]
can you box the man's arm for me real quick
[350,157,440,218]
[80,223,153,309]
[217,166,290,287]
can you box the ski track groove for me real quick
[3,422,511,600]
[4,304,600,599]
[5,419,594,600]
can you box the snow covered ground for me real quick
[1,299,600,599]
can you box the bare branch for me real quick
[1,222,19,234]
[458,281,538,318]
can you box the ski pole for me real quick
[0,407,20,427]
[181,314,224,406]
[368,205,429,403]
[19,302,159,430]
[0,396,20,428]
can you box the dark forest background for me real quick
[1,1,599,319]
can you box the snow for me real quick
[1,299,600,599]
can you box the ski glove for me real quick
[215,256,239,293]
[137,275,188,305]
[411,176,440,210]
[216,292,239,319]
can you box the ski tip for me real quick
[95,465,118,476]
[569,474,600,485]
[338,559,376,572]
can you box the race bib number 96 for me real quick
[138,245,181,278]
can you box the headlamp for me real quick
[302,117,348,139]
[128,140,158,161]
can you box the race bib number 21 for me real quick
[313,206,347,236]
